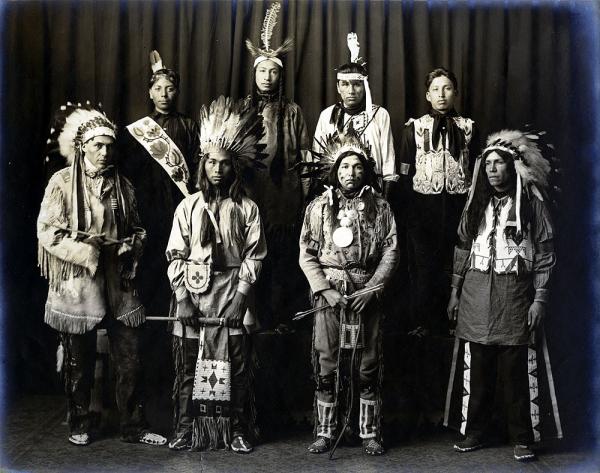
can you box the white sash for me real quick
[127,116,191,197]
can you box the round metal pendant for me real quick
[357,201,365,211]
[339,217,352,227]
[346,208,358,220]
[333,226,353,247]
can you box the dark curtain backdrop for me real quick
[2,0,598,443]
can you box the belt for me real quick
[323,267,372,285]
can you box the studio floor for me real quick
[2,394,598,473]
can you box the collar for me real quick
[428,108,458,119]
[149,109,179,120]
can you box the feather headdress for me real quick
[296,124,376,184]
[50,102,116,165]
[245,2,293,68]
[199,96,267,169]
[465,128,559,233]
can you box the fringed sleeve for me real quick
[121,176,146,269]
[166,200,192,302]
[531,198,556,304]
[237,200,267,295]
[37,173,99,291]
[299,197,331,295]
[366,200,399,288]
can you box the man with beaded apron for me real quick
[299,128,398,456]
[445,130,562,462]
[166,97,267,453]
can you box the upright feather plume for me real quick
[347,33,360,63]
[261,3,281,51]
[246,2,293,62]
[149,50,164,72]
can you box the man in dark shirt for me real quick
[120,51,201,428]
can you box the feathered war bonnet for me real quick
[198,95,267,169]
[196,96,267,247]
[149,50,180,88]
[39,102,120,290]
[52,102,119,236]
[337,33,373,121]
[298,123,380,197]
[245,2,293,69]
[465,128,558,235]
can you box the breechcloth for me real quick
[173,334,250,439]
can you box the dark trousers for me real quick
[314,304,381,402]
[173,334,250,438]
[62,320,146,439]
[465,342,533,445]
[407,192,465,334]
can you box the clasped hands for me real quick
[320,288,373,314]
[176,292,247,330]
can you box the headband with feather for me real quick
[149,50,180,88]
[199,96,267,170]
[465,128,559,234]
[245,2,294,68]
[337,32,373,120]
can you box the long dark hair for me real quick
[196,154,246,248]
[196,154,245,204]
[327,151,378,225]
[461,149,531,242]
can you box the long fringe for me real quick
[172,336,184,434]
[38,245,84,293]
[191,417,231,451]
[115,304,145,328]
[247,340,261,441]
[375,311,385,441]
[310,297,320,438]
[44,304,101,335]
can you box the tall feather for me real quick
[261,3,281,51]
[149,50,164,72]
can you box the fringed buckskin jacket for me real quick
[37,166,146,334]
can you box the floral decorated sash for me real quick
[127,117,191,197]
